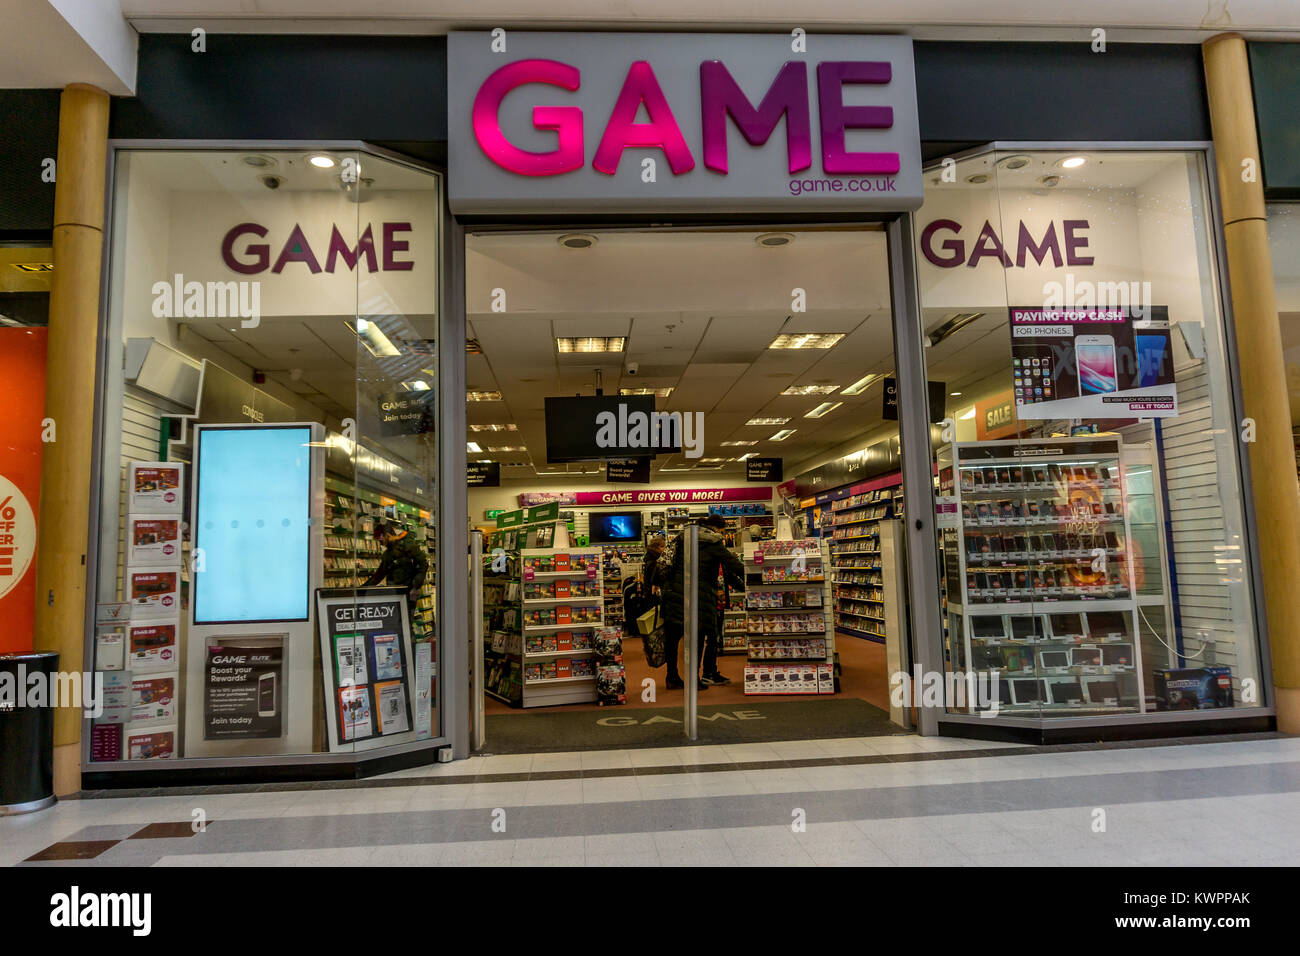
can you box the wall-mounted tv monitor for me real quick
[194,425,312,624]
[590,511,643,543]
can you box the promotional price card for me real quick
[127,515,182,566]
[128,462,184,514]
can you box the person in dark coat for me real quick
[661,515,745,689]
[363,520,429,606]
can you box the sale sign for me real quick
[0,328,46,653]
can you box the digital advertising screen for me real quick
[193,426,312,623]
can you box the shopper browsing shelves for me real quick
[363,520,429,605]
[662,515,745,690]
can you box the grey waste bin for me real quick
[0,651,59,814]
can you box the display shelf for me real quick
[826,472,902,650]
[517,547,604,707]
[741,540,834,689]
[937,437,1144,717]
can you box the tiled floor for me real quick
[6,732,1299,867]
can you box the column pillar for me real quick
[1203,35,1300,732]
[33,83,110,795]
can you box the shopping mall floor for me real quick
[5,733,1298,867]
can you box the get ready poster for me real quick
[1009,306,1178,420]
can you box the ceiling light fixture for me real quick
[556,336,626,353]
[926,312,984,348]
[557,234,598,249]
[348,318,401,357]
[959,408,977,421]
[737,452,758,461]
[768,333,845,350]
[997,154,1032,170]
[466,390,502,402]
[402,380,431,391]
[755,232,794,247]
[841,372,884,396]
[466,442,484,453]
[468,423,518,432]
[781,384,840,396]
[487,445,525,452]
[241,154,278,169]
[720,440,758,447]
[1059,155,1087,169]
[309,154,336,169]
[619,386,673,397]
[769,429,797,441]
[805,402,843,419]
[746,417,790,426]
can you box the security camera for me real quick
[626,361,640,376]
[260,174,284,190]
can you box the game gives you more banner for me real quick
[1009,306,1177,420]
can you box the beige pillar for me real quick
[33,84,110,795]
[1203,35,1300,732]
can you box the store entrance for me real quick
[466,227,917,752]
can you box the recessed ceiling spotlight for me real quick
[1038,175,1061,188]
[950,391,963,397]
[1059,155,1087,169]
[557,233,597,249]
[755,232,794,247]
[309,154,336,169]
[242,154,278,169]
[997,154,1032,170]
[966,173,991,184]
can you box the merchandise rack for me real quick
[937,436,1144,716]
[828,472,902,643]
[741,539,835,695]
[518,547,604,707]
[324,475,436,643]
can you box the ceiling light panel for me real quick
[781,384,840,396]
[556,336,626,353]
[768,333,845,350]
[805,402,843,418]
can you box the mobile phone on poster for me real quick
[1076,335,1118,394]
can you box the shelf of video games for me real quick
[323,475,436,642]
[827,473,903,644]
[938,437,1143,715]
[482,542,608,708]
[741,539,836,695]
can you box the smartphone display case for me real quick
[938,436,1143,716]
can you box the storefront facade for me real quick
[4,27,1287,788]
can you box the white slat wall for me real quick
[114,387,184,594]
[1156,364,1238,672]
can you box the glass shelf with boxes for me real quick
[937,436,1144,716]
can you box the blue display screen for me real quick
[194,426,312,623]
